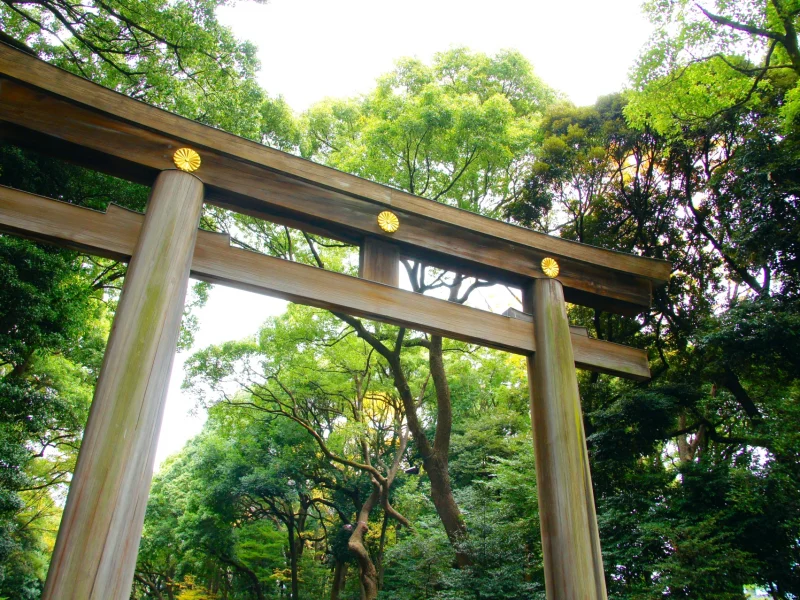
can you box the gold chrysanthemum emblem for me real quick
[541,257,560,278]
[173,148,201,173]
[377,211,400,233]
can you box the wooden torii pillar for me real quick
[0,41,670,600]
[526,278,607,598]
[43,170,204,599]
[361,241,608,599]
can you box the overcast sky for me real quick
[154,0,656,466]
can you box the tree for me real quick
[164,46,564,584]
[0,232,112,598]
[628,0,800,131]
[505,88,800,597]
[380,384,546,600]
[184,305,413,599]
[302,48,554,214]
[0,0,274,140]
[135,407,336,600]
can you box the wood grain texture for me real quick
[0,185,651,380]
[0,43,671,313]
[359,237,400,286]
[42,171,204,600]
[525,279,608,600]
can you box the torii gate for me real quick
[0,42,670,600]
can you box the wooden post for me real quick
[525,278,607,600]
[43,170,205,600]
[359,237,399,286]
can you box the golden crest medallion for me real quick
[377,211,400,233]
[173,148,201,172]
[541,257,560,278]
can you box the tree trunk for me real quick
[348,488,380,600]
[387,359,470,568]
[216,555,264,600]
[376,512,389,588]
[383,334,470,566]
[424,454,470,566]
[424,335,471,566]
[288,522,300,600]
[330,561,347,600]
[676,413,693,463]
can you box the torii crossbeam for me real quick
[0,42,670,600]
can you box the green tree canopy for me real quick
[302,48,555,214]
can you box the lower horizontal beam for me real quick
[0,185,650,380]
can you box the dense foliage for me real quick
[0,1,799,599]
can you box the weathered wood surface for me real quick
[42,171,204,599]
[525,279,608,600]
[0,42,670,314]
[359,237,400,286]
[0,185,651,380]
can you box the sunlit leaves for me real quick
[629,0,800,133]
[301,48,555,215]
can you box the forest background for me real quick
[0,0,799,599]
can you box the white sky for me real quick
[154,0,655,466]
[219,0,654,110]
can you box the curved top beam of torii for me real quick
[0,42,670,316]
